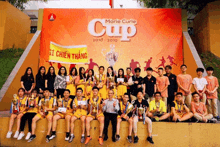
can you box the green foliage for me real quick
[0,48,24,89]
[200,51,220,100]
[4,0,47,10]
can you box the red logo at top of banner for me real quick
[48,13,56,21]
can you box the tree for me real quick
[138,0,217,14]
[4,0,47,10]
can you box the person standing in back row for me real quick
[164,65,178,111]
[131,68,143,101]
[177,65,192,108]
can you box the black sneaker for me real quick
[112,137,116,142]
[104,135,108,141]
[127,136,132,143]
[115,135,120,141]
[27,135,36,142]
[65,132,70,141]
[81,136,85,143]
[133,136,139,144]
[176,118,180,122]
[147,136,154,144]
[208,118,217,123]
[69,134,75,143]
[46,135,50,143]
[214,116,220,121]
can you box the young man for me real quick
[177,65,193,108]
[131,68,143,101]
[148,92,170,121]
[125,67,133,99]
[116,93,133,143]
[205,67,219,120]
[96,66,107,99]
[192,68,208,104]
[156,68,170,107]
[164,65,178,111]
[17,89,39,140]
[28,88,57,142]
[69,88,87,143]
[85,87,104,145]
[102,90,119,142]
[132,91,154,144]
[49,89,73,141]
[191,92,217,123]
[171,92,193,122]
[143,67,156,103]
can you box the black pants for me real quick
[57,89,65,98]
[103,112,117,139]
[20,112,37,132]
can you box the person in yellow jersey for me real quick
[49,89,73,141]
[116,68,128,100]
[171,92,193,122]
[85,69,95,100]
[85,86,104,145]
[6,88,27,139]
[17,89,40,140]
[66,67,77,99]
[115,93,133,143]
[148,92,170,121]
[76,67,87,96]
[69,88,88,143]
[28,88,57,143]
[95,66,107,99]
[106,66,117,98]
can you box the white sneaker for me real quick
[6,131,12,138]
[65,136,69,141]
[13,131,19,138]
[17,132,25,140]
[25,132,32,140]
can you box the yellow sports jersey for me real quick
[73,97,87,118]
[172,101,185,116]
[27,97,40,113]
[85,80,94,99]
[96,74,107,99]
[118,101,132,118]
[66,75,76,96]
[87,97,103,119]
[10,96,27,114]
[39,97,57,109]
[117,85,127,98]
[149,100,166,113]
[77,79,86,95]
[57,98,73,118]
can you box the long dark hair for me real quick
[70,67,78,76]
[86,69,94,81]
[22,67,34,80]
[37,66,46,79]
[107,66,114,77]
[46,66,56,79]
[118,68,125,78]
[58,66,67,76]
[79,67,86,79]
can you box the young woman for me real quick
[45,66,56,96]
[95,66,107,99]
[36,66,46,97]
[54,66,67,98]
[66,67,77,99]
[6,88,27,139]
[106,66,116,98]
[85,69,95,99]
[17,89,40,140]
[116,68,128,100]
[75,67,87,96]
[21,67,35,96]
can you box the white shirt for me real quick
[192,77,208,90]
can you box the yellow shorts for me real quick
[36,111,53,119]
[57,112,73,119]
[87,113,104,119]
[73,110,87,118]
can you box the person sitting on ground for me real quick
[170,92,193,122]
[148,92,170,122]
[191,92,217,123]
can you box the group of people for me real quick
[6,64,219,145]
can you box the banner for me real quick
[39,9,183,76]
[49,42,88,64]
